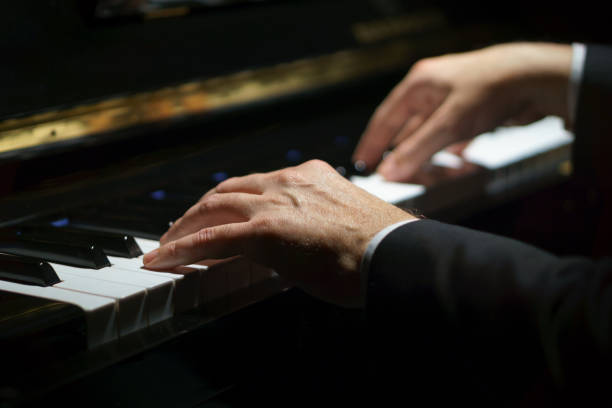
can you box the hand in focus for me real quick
[143,160,415,307]
[353,42,572,181]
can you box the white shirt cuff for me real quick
[568,42,586,127]
[359,218,420,301]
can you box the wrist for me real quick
[513,43,572,122]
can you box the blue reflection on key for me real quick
[150,190,167,201]
[212,172,229,183]
[50,218,70,227]
[286,149,302,163]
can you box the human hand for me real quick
[353,42,572,181]
[143,160,416,307]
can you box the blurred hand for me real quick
[353,42,572,181]
[143,160,415,307]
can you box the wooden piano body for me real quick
[0,1,607,406]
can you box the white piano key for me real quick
[225,257,251,293]
[350,173,425,204]
[431,150,464,169]
[134,237,209,271]
[203,262,229,303]
[108,252,203,312]
[134,237,160,253]
[51,262,174,325]
[250,262,276,285]
[463,116,573,169]
[53,271,147,336]
[0,280,117,348]
[134,237,208,306]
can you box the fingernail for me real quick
[143,249,159,266]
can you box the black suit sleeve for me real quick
[574,44,612,188]
[366,220,612,405]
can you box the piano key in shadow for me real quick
[0,290,88,381]
[126,194,194,211]
[101,200,186,223]
[147,188,201,204]
[8,225,142,259]
[0,253,60,287]
[53,271,148,336]
[52,261,175,325]
[0,238,111,269]
[68,211,170,240]
[110,260,199,313]
[127,238,203,312]
[0,280,118,349]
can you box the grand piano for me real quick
[0,1,607,406]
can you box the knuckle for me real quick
[196,200,211,216]
[195,228,213,247]
[411,57,435,74]
[215,176,238,192]
[166,241,178,258]
[306,159,331,170]
[217,176,236,187]
[277,169,304,185]
[251,216,273,235]
[198,194,221,214]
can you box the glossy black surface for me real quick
[0,234,111,269]
[17,225,143,258]
[68,211,171,240]
[0,289,87,401]
[0,253,60,286]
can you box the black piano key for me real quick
[15,225,142,258]
[106,199,188,221]
[0,239,110,269]
[68,212,170,240]
[0,253,60,287]
[147,188,201,204]
[136,193,195,208]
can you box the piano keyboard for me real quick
[351,116,573,205]
[0,232,276,348]
[0,117,573,349]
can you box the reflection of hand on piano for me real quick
[352,42,572,182]
[144,160,417,308]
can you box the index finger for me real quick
[352,96,405,170]
[144,222,252,270]
[161,192,259,245]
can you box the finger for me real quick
[160,192,259,245]
[144,222,252,270]
[377,98,464,181]
[352,79,417,169]
[389,113,426,147]
[446,139,473,156]
[388,88,449,148]
[214,173,268,195]
[199,173,268,202]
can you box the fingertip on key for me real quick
[143,248,159,266]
